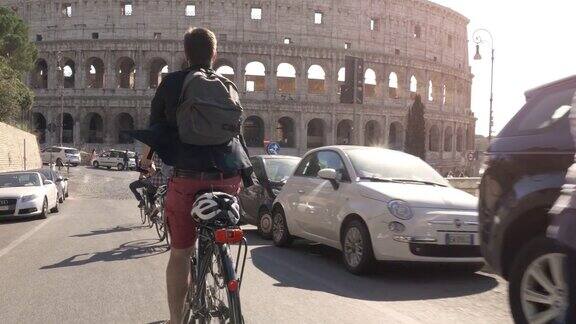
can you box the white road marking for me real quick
[0,217,54,259]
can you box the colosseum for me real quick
[6,0,475,175]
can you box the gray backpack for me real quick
[176,69,243,146]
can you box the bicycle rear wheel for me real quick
[154,200,168,241]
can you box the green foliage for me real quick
[0,57,34,124]
[405,94,426,159]
[0,6,37,75]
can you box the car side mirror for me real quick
[318,168,339,190]
[44,180,54,185]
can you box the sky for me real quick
[432,0,576,136]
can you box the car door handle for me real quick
[297,190,306,194]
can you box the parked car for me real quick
[239,155,301,238]
[92,150,136,170]
[272,146,483,274]
[41,146,81,166]
[479,76,576,323]
[33,169,69,203]
[0,171,59,219]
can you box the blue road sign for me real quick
[266,142,281,155]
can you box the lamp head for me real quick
[474,44,482,60]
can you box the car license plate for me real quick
[446,233,473,245]
[0,206,9,211]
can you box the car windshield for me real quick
[0,173,41,188]
[65,149,79,154]
[346,148,450,187]
[263,158,300,182]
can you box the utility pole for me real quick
[57,51,64,147]
[340,56,364,145]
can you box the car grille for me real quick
[19,208,38,215]
[0,198,17,206]
[410,243,481,258]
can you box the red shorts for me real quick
[165,175,242,249]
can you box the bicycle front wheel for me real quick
[154,201,168,242]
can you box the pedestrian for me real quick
[90,148,97,166]
[138,27,252,324]
[123,150,129,171]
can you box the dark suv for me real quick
[479,75,575,323]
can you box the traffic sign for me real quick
[266,142,281,155]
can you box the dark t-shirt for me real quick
[149,68,251,172]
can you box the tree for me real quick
[0,6,37,75]
[0,57,34,124]
[405,94,426,159]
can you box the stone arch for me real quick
[61,113,74,143]
[116,113,135,144]
[337,67,345,94]
[276,62,296,93]
[429,125,440,152]
[364,68,377,98]
[307,118,326,148]
[364,120,381,146]
[216,65,235,78]
[82,112,104,143]
[409,75,418,94]
[32,59,48,89]
[388,72,399,98]
[214,58,235,73]
[428,80,434,102]
[116,57,136,89]
[62,58,76,88]
[149,58,169,89]
[456,127,464,152]
[86,57,105,89]
[245,61,266,92]
[243,115,265,147]
[307,64,326,94]
[336,119,353,145]
[388,122,404,150]
[414,25,422,38]
[32,112,47,143]
[444,126,453,152]
[277,117,296,148]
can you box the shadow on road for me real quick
[0,217,41,225]
[40,239,168,270]
[250,236,499,302]
[70,224,148,237]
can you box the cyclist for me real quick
[139,27,252,324]
[128,153,171,209]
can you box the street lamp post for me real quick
[56,51,64,147]
[472,28,495,143]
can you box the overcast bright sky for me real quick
[432,0,576,136]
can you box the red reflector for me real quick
[214,228,244,244]
[227,279,239,292]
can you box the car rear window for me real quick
[65,149,79,154]
[502,87,575,135]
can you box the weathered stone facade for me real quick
[6,0,476,174]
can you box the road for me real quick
[0,166,513,324]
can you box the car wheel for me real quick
[257,208,273,239]
[92,161,99,168]
[56,158,63,166]
[117,163,124,170]
[509,237,569,324]
[64,190,69,198]
[106,166,111,170]
[58,195,64,204]
[50,201,59,213]
[272,209,292,247]
[39,198,48,219]
[341,219,375,275]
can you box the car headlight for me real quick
[272,188,281,196]
[22,194,39,202]
[387,200,413,220]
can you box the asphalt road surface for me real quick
[0,166,513,324]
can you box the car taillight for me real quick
[214,228,244,244]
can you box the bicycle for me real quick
[152,185,170,244]
[182,192,248,324]
[138,186,153,227]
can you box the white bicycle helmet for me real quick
[191,192,241,225]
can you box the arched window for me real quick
[277,117,295,148]
[86,57,105,89]
[364,120,381,146]
[245,61,266,92]
[276,63,296,93]
[414,25,422,39]
[364,68,377,98]
[337,67,345,94]
[117,113,135,143]
[149,58,168,89]
[336,120,353,145]
[410,75,418,94]
[428,80,434,102]
[32,59,48,89]
[429,125,440,152]
[444,127,453,152]
[388,72,398,98]
[62,59,75,88]
[83,113,104,143]
[456,127,464,152]
[216,65,235,78]
[243,116,265,147]
[307,119,326,148]
[32,112,47,143]
[307,64,325,94]
[388,122,403,150]
[61,113,74,143]
[116,57,136,89]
